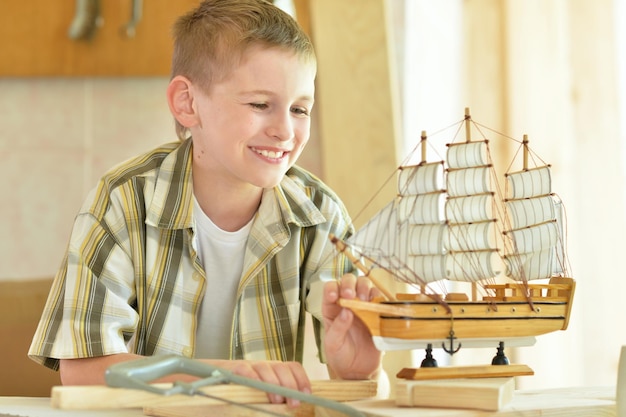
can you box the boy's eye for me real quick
[248,102,310,116]
[292,106,310,116]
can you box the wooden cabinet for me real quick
[0,1,200,76]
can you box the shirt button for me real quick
[192,272,202,281]
[182,347,193,357]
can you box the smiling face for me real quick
[187,45,316,191]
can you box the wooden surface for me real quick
[309,0,399,228]
[395,378,514,411]
[396,364,534,380]
[0,1,200,76]
[0,397,143,417]
[1,1,319,76]
[52,380,377,410]
[0,279,61,396]
[347,386,616,417]
[0,386,617,416]
[145,403,316,417]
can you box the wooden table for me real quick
[0,386,617,417]
[0,397,142,417]
[348,386,616,417]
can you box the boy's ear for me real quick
[166,76,198,128]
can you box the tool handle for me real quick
[105,354,228,396]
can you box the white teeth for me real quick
[254,149,285,159]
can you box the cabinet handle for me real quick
[68,0,102,40]
[121,0,143,38]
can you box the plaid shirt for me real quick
[29,138,354,371]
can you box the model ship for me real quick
[331,108,575,360]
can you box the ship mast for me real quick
[464,107,479,301]
[523,134,529,170]
[419,130,428,296]
[465,107,471,142]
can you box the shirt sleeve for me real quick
[28,209,139,370]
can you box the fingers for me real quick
[355,275,377,300]
[231,361,310,407]
[323,273,357,304]
[323,279,340,305]
[322,277,344,322]
[321,274,383,381]
[258,361,311,406]
[322,273,370,352]
[337,273,356,299]
[324,306,355,354]
[329,273,380,301]
[323,273,381,324]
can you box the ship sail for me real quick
[347,161,448,287]
[399,162,447,283]
[350,140,503,288]
[503,165,566,281]
[344,114,569,295]
[443,140,500,283]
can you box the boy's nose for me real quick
[267,112,295,141]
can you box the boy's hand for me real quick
[212,359,311,407]
[61,355,310,407]
[322,273,382,380]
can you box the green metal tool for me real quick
[105,354,366,417]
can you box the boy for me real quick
[28,0,382,404]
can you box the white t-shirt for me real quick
[192,197,253,359]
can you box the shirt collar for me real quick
[146,139,326,231]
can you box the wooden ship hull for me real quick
[339,277,575,345]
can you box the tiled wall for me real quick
[0,78,174,279]
[0,78,322,280]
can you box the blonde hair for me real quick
[171,0,316,140]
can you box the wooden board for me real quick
[0,387,616,417]
[395,378,514,411]
[51,380,377,410]
[144,385,613,417]
[0,1,200,76]
[145,403,373,417]
[144,403,316,417]
[0,279,61,396]
[396,364,534,380]
[344,386,616,417]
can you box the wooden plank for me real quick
[146,386,617,417]
[395,378,514,411]
[396,364,534,380]
[51,380,377,410]
[342,386,616,417]
[145,403,315,417]
[0,387,616,416]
